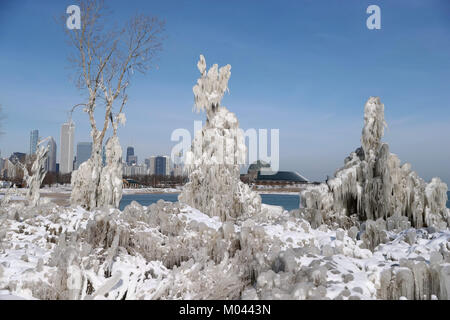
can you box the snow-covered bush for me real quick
[0,199,449,300]
[301,97,449,230]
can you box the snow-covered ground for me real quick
[0,200,448,300]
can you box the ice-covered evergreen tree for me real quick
[179,55,261,221]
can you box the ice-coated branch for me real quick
[193,54,231,120]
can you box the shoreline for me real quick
[37,188,302,207]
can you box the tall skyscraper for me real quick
[76,142,92,169]
[154,156,171,176]
[29,129,39,155]
[128,155,137,165]
[45,137,57,173]
[155,156,165,175]
[126,146,134,165]
[60,121,75,174]
[146,156,156,175]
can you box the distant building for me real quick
[146,156,156,175]
[29,129,39,155]
[123,164,147,176]
[75,142,92,169]
[45,137,57,173]
[255,171,309,184]
[128,155,137,166]
[145,158,151,171]
[154,156,170,176]
[126,146,135,165]
[60,121,75,174]
[242,160,309,185]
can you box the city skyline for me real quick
[0,0,449,184]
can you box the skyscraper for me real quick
[128,155,137,165]
[60,121,75,174]
[45,137,57,173]
[146,156,156,175]
[154,156,171,176]
[126,146,134,165]
[29,129,39,155]
[155,156,166,175]
[164,156,171,176]
[76,142,92,169]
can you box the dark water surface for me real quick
[120,193,300,211]
[120,191,450,212]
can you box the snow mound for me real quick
[1,200,449,300]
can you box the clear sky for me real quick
[0,0,449,184]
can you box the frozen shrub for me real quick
[301,97,448,230]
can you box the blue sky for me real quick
[0,0,449,184]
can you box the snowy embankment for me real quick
[0,200,448,300]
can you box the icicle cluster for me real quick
[179,55,261,222]
[71,114,125,210]
[98,136,123,208]
[1,199,448,300]
[301,97,449,230]
[70,142,103,210]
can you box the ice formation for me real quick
[17,140,49,207]
[98,136,123,209]
[0,198,449,300]
[98,114,125,209]
[179,55,261,222]
[71,114,125,210]
[70,144,103,210]
[1,78,449,300]
[301,97,449,230]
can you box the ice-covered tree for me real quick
[301,97,449,230]
[65,0,164,210]
[179,55,261,221]
[16,138,50,207]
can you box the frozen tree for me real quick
[179,55,261,222]
[301,97,449,230]
[66,0,164,210]
[98,113,126,208]
[16,139,50,207]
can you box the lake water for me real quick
[120,193,300,212]
[120,191,450,212]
